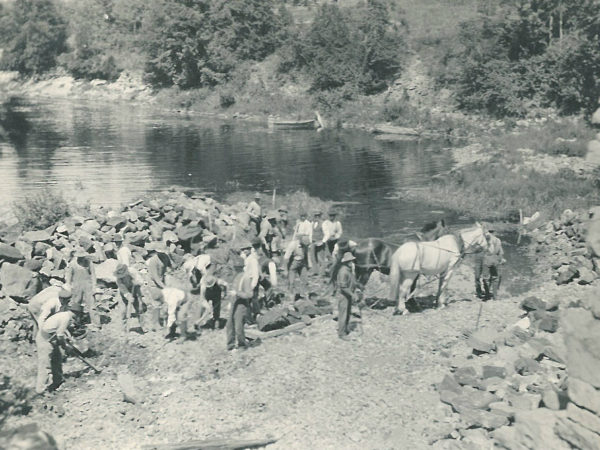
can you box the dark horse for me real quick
[330,219,447,289]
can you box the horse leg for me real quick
[437,269,455,308]
[394,277,413,315]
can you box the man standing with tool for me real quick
[474,224,505,300]
[336,252,359,340]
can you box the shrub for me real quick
[0,0,67,75]
[13,191,70,230]
[219,91,235,108]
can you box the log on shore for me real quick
[141,437,277,450]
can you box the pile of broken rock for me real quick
[530,207,600,286]
[433,287,599,449]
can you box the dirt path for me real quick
[2,263,526,450]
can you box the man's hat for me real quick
[485,223,496,233]
[341,252,356,263]
[328,208,338,216]
[204,274,217,288]
[58,287,72,299]
[299,209,307,217]
[253,192,261,199]
[314,210,322,216]
[115,263,129,278]
[251,237,262,247]
[278,205,288,213]
[266,211,278,220]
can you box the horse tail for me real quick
[388,252,401,303]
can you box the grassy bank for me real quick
[406,162,600,222]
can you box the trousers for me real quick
[337,292,352,337]
[226,298,249,349]
[36,332,63,394]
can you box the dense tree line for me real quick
[439,0,600,117]
[1,0,599,118]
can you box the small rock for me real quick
[454,366,479,387]
[505,391,542,410]
[521,296,546,312]
[541,387,561,411]
[483,365,506,379]
[577,266,597,284]
[21,230,53,242]
[468,328,498,354]
[0,243,24,263]
[515,357,542,375]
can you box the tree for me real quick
[288,1,406,94]
[0,0,67,75]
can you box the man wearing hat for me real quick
[66,249,100,329]
[277,205,289,236]
[284,238,308,299]
[246,193,262,235]
[259,211,279,257]
[245,238,262,319]
[28,285,72,338]
[226,270,254,351]
[322,208,343,254]
[336,252,358,340]
[145,243,171,329]
[474,224,505,300]
[35,303,83,394]
[309,210,326,275]
[115,263,144,332]
[292,210,313,271]
[199,274,228,329]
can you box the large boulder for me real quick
[562,308,600,388]
[0,263,41,301]
[492,409,569,450]
[0,243,24,263]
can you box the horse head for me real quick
[461,222,489,254]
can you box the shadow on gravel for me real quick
[365,295,474,313]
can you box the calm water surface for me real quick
[0,97,532,293]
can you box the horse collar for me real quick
[455,232,466,255]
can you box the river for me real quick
[0,96,532,293]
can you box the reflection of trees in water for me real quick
[0,97,66,178]
[0,97,31,153]
[141,123,402,200]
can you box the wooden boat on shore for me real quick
[268,117,317,130]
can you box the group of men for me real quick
[28,192,505,394]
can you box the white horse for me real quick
[389,223,489,315]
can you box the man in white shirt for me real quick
[246,193,262,234]
[322,209,343,254]
[28,286,72,338]
[36,305,82,394]
[115,234,132,267]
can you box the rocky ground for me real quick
[0,189,599,449]
[1,262,527,450]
